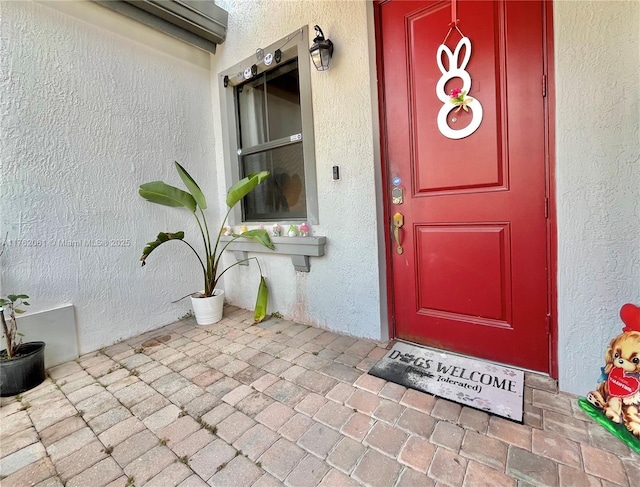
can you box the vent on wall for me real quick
[92,0,228,53]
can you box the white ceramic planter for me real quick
[191,289,224,325]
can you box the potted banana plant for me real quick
[139,162,274,324]
[1,294,46,397]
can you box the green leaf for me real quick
[174,162,207,210]
[226,171,270,208]
[254,276,269,323]
[0,299,10,307]
[238,229,275,250]
[15,294,29,299]
[140,232,185,266]
[7,295,18,302]
[15,309,25,314]
[139,182,197,212]
[22,302,30,306]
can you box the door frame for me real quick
[373,0,558,378]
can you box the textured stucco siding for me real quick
[1,1,216,353]
[210,0,386,340]
[554,0,640,395]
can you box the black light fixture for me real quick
[309,25,333,71]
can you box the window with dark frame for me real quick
[236,59,307,221]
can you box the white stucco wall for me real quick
[210,1,386,340]
[1,1,216,353]
[555,0,640,395]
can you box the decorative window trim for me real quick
[219,25,319,225]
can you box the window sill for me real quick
[220,235,327,272]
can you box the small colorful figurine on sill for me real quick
[241,225,248,233]
[580,303,640,453]
[272,224,281,237]
[287,225,298,237]
[299,222,309,237]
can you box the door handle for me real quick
[393,212,404,254]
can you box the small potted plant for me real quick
[139,162,274,325]
[0,294,46,397]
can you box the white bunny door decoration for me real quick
[434,2,483,140]
[436,36,483,139]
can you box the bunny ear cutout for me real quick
[436,37,472,75]
[620,303,640,332]
[453,37,472,71]
[436,44,454,75]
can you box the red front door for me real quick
[379,0,551,372]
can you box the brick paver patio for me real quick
[1,306,639,486]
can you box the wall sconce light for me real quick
[309,25,333,71]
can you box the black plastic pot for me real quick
[0,341,46,397]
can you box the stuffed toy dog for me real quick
[587,304,640,438]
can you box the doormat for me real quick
[369,341,525,422]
